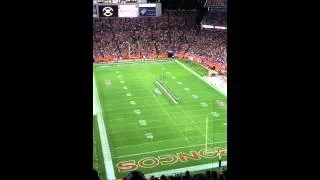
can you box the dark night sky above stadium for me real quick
[161,0,201,9]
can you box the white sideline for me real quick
[113,140,227,158]
[155,80,178,104]
[94,60,173,66]
[93,72,116,180]
[93,99,97,115]
[174,60,227,97]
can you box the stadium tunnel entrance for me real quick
[167,50,174,58]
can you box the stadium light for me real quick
[205,116,208,152]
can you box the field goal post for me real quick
[205,97,227,151]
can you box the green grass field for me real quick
[93,59,227,179]
[177,59,209,76]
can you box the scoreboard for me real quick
[94,3,162,18]
[139,3,158,17]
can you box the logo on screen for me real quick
[140,8,148,15]
[98,5,118,17]
[102,7,113,17]
[139,7,156,17]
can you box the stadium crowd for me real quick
[93,10,226,73]
[120,169,227,180]
[93,9,227,180]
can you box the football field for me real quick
[93,59,227,179]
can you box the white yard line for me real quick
[105,108,212,115]
[109,84,220,94]
[113,138,188,150]
[108,124,190,134]
[107,118,224,129]
[93,130,99,170]
[105,96,223,106]
[104,100,225,110]
[93,72,116,180]
[178,105,214,142]
[107,119,170,127]
[109,131,224,143]
[113,137,226,152]
[104,102,223,110]
[112,131,226,146]
[113,141,227,158]
[94,60,173,66]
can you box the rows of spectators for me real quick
[188,30,227,65]
[121,169,226,180]
[93,10,226,72]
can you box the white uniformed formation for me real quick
[134,109,141,115]
[211,111,220,117]
[200,102,208,107]
[139,120,147,126]
[145,133,154,139]
[130,101,136,105]
[154,88,162,95]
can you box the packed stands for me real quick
[93,10,227,74]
